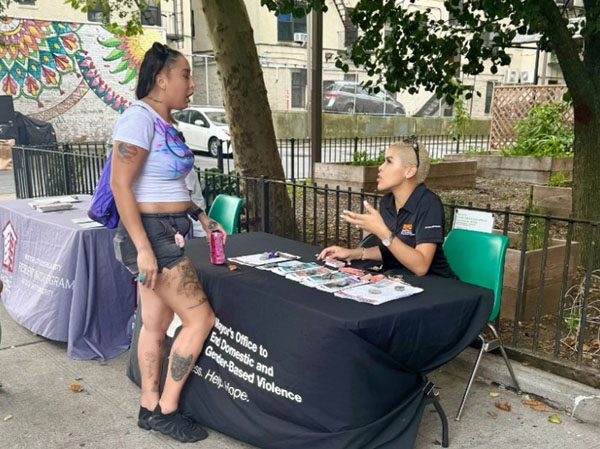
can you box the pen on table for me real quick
[275,251,300,259]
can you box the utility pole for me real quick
[309,8,323,167]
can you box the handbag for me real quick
[87,151,119,228]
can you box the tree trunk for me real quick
[572,100,600,268]
[535,0,600,267]
[200,0,294,235]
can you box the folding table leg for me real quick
[423,379,449,448]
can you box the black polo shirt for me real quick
[377,184,456,278]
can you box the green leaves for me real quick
[350,150,384,167]
[502,102,574,158]
[323,0,585,105]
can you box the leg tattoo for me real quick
[144,351,159,393]
[187,296,208,309]
[170,351,193,382]
[177,260,203,298]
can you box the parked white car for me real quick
[173,106,232,157]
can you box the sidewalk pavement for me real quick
[1,301,598,449]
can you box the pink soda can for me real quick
[209,231,226,264]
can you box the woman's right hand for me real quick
[317,246,356,262]
[137,246,158,290]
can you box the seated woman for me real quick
[318,139,456,278]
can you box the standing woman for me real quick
[111,42,225,443]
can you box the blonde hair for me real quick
[389,141,420,167]
[388,140,430,183]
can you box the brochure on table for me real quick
[229,252,423,305]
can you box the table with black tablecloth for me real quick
[127,232,492,448]
[0,196,135,360]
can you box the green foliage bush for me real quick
[548,171,570,187]
[501,102,574,157]
[350,151,384,166]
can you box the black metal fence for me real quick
[12,144,599,386]
[217,134,489,180]
[12,143,107,199]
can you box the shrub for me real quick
[350,150,384,166]
[548,171,570,187]
[502,102,574,157]
[448,96,472,141]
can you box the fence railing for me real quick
[12,144,598,386]
[13,135,489,197]
[12,143,107,199]
[217,134,489,180]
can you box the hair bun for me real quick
[151,42,169,57]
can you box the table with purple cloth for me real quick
[0,195,135,360]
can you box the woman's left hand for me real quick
[341,201,389,238]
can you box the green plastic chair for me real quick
[208,194,243,235]
[443,228,521,421]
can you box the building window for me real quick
[88,5,108,23]
[14,0,36,5]
[291,69,307,108]
[277,11,307,42]
[484,81,496,114]
[141,0,161,26]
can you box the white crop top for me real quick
[112,100,195,203]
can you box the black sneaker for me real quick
[138,406,153,430]
[148,404,208,443]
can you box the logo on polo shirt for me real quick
[400,223,415,236]
[2,221,17,273]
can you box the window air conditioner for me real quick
[294,33,308,43]
[503,69,519,84]
[520,70,535,84]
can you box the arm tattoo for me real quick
[208,220,218,230]
[170,351,193,381]
[117,142,138,164]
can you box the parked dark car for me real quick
[322,81,406,115]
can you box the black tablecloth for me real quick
[127,232,492,448]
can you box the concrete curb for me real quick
[443,347,600,426]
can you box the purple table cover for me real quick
[0,195,134,360]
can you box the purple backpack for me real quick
[87,151,119,228]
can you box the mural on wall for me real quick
[0,17,163,137]
[0,19,81,106]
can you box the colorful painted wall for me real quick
[0,18,164,142]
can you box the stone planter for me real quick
[497,231,580,321]
[531,185,572,217]
[313,163,379,192]
[444,153,572,185]
[425,160,477,189]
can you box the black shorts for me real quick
[113,212,191,276]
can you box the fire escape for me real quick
[165,0,185,48]
[332,0,357,48]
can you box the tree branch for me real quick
[582,0,600,84]
[534,0,595,104]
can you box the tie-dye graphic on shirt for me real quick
[153,118,195,179]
